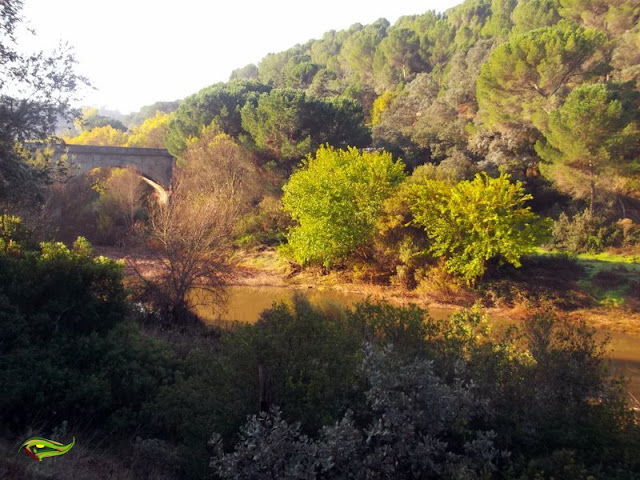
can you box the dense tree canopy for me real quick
[164,80,271,156]
[241,89,369,165]
[536,83,640,214]
[282,146,405,267]
[476,21,607,132]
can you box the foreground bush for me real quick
[0,234,176,436]
[211,304,639,479]
[1,228,637,479]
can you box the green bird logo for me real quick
[20,437,75,462]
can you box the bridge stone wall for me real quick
[41,144,176,188]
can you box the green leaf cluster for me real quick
[406,172,551,283]
[477,21,607,131]
[282,146,406,267]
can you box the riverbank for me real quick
[97,246,640,337]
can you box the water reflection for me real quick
[192,286,640,402]
[194,286,461,324]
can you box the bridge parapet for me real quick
[26,143,176,189]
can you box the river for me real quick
[193,286,640,403]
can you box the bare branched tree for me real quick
[133,129,260,324]
[101,167,145,231]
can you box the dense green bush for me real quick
[551,210,611,253]
[2,220,637,479]
[234,196,290,247]
[211,304,639,479]
[211,349,507,479]
[406,172,551,284]
[0,233,176,435]
[282,145,406,267]
[552,211,640,253]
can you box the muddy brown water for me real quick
[193,286,640,402]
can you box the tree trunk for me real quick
[258,364,271,412]
[589,158,595,217]
[618,195,626,219]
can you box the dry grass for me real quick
[568,307,640,337]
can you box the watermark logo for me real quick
[20,437,75,462]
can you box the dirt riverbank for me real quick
[96,246,640,337]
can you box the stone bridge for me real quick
[30,143,176,189]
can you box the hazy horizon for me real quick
[18,0,462,114]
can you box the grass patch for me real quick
[572,252,640,309]
[480,253,590,310]
[576,251,640,265]
[233,248,294,276]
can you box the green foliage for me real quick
[406,172,551,283]
[240,89,370,165]
[0,236,126,338]
[230,63,259,81]
[550,210,618,253]
[240,88,313,162]
[80,112,127,131]
[0,213,31,253]
[536,82,639,213]
[374,27,426,88]
[0,232,137,431]
[477,21,607,131]
[481,0,518,38]
[282,145,406,267]
[373,182,431,288]
[234,196,290,247]
[339,19,389,86]
[212,349,504,480]
[559,0,640,34]
[0,0,86,207]
[212,305,639,479]
[146,295,366,477]
[164,80,271,156]
[124,100,181,127]
[125,111,172,148]
[372,73,471,168]
[510,0,561,35]
[371,91,396,126]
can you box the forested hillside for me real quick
[160,0,639,208]
[57,0,640,293]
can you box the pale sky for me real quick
[19,0,462,114]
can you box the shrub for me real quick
[406,172,551,284]
[0,234,135,431]
[234,196,290,247]
[211,304,639,479]
[550,210,611,253]
[211,347,506,479]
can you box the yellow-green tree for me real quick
[371,91,397,126]
[65,125,128,146]
[282,146,406,267]
[125,111,171,148]
[406,172,550,284]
